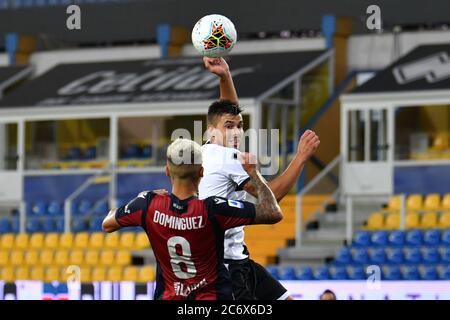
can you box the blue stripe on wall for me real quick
[394,165,450,195]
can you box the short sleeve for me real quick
[115,191,154,228]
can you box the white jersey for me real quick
[198,143,251,261]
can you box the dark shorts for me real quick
[227,259,289,300]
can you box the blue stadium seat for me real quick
[347,266,366,280]
[404,248,422,264]
[55,218,65,233]
[89,217,103,232]
[371,231,388,246]
[84,146,97,160]
[93,200,108,216]
[420,266,438,280]
[442,230,450,246]
[41,218,56,233]
[11,218,19,233]
[353,231,371,247]
[67,146,82,160]
[141,145,153,158]
[369,248,386,264]
[26,219,41,233]
[47,201,63,216]
[383,266,401,280]
[76,200,92,215]
[441,248,450,264]
[266,266,280,280]
[388,230,405,246]
[406,230,423,246]
[297,266,313,280]
[386,248,404,264]
[0,218,10,233]
[423,229,440,246]
[352,248,369,265]
[32,201,47,216]
[441,266,450,280]
[280,266,297,280]
[72,218,87,232]
[334,247,352,265]
[329,266,348,280]
[313,266,329,280]
[422,247,440,264]
[402,266,420,280]
[123,145,140,159]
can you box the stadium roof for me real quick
[0,51,327,109]
[0,65,33,98]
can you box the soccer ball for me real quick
[191,14,237,58]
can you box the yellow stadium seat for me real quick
[1,234,14,250]
[424,194,441,211]
[107,267,122,282]
[442,194,450,210]
[89,232,104,249]
[45,267,61,282]
[74,232,89,249]
[439,212,450,228]
[14,233,29,250]
[120,232,135,249]
[1,267,15,282]
[54,250,69,266]
[138,266,155,282]
[135,232,149,250]
[15,267,30,280]
[39,250,54,266]
[116,250,131,266]
[85,250,99,266]
[24,250,39,266]
[104,233,119,249]
[406,194,423,211]
[385,213,400,229]
[123,266,138,281]
[99,250,115,266]
[44,233,60,249]
[366,212,384,230]
[59,233,74,249]
[29,233,45,249]
[69,250,84,266]
[10,250,24,266]
[0,251,9,266]
[406,212,420,229]
[30,267,45,281]
[91,267,107,281]
[387,195,401,211]
[80,267,91,283]
[421,212,438,229]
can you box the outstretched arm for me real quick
[243,130,320,202]
[203,57,238,104]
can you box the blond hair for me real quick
[166,138,202,180]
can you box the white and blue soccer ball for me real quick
[191,14,237,58]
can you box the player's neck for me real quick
[171,181,198,200]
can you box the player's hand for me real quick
[238,152,258,176]
[153,189,169,196]
[203,57,230,78]
[296,130,320,162]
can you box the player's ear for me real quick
[165,164,170,177]
[199,166,204,178]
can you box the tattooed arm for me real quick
[239,153,283,224]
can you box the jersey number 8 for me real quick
[167,236,197,279]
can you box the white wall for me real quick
[348,30,450,70]
[0,53,8,66]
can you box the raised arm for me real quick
[239,153,283,224]
[203,57,238,104]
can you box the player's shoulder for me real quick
[203,196,245,209]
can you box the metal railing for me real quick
[295,155,341,247]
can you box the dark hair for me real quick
[320,289,336,300]
[207,99,243,125]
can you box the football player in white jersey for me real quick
[198,57,320,300]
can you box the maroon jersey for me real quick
[115,191,256,300]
